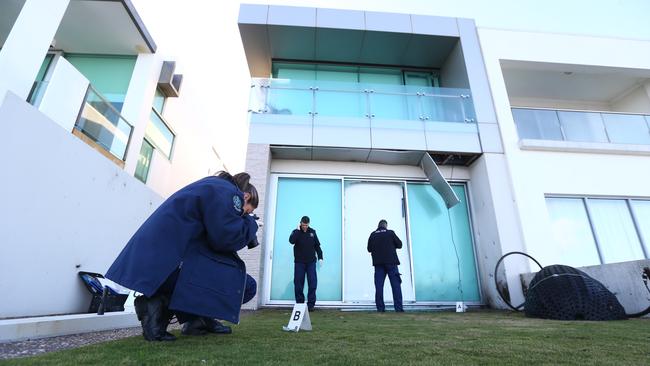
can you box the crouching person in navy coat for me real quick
[106,171,260,341]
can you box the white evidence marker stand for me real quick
[282,303,312,332]
[456,301,467,313]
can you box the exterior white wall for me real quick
[478,29,650,275]
[153,98,231,196]
[37,56,89,131]
[0,0,70,101]
[0,92,163,318]
[145,149,173,196]
[440,41,469,89]
[610,84,650,114]
[241,143,272,309]
[122,54,164,175]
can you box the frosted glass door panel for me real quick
[343,181,414,303]
[270,178,342,301]
[407,184,480,301]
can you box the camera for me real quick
[247,238,260,249]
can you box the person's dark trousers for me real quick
[155,268,198,324]
[374,264,403,312]
[294,261,317,309]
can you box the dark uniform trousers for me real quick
[374,264,403,312]
[294,261,317,308]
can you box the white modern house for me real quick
[1,0,649,343]
[0,0,226,328]
[238,4,650,313]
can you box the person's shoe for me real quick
[135,295,176,341]
[201,318,232,334]
[181,318,209,336]
[308,306,315,312]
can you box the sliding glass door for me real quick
[267,176,480,305]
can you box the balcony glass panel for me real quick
[557,111,608,142]
[315,90,366,118]
[421,87,475,123]
[513,107,650,145]
[368,85,414,121]
[314,80,365,118]
[263,79,312,116]
[75,86,133,160]
[511,108,563,140]
[601,113,650,145]
[249,78,475,125]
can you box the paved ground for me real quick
[0,310,257,361]
[0,323,182,360]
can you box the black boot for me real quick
[181,318,208,336]
[134,295,176,341]
[202,318,232,334]
[181,317,232,335]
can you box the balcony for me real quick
[248,78,480,154]
[73,85,133,166]
[512,108,650,154]
[28,56,134,167]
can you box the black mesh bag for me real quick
[524,265,626,320]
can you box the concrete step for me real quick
[0,311,139,343]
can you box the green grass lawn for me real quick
[4,309,649,365]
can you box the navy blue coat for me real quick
[106,176,258,324]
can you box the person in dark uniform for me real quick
[106,171,260,341]
[289,216,323,311]
[367,219,404,312]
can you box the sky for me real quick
[129,0,650,171]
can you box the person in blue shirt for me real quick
[289,216,323,311]
[106,171,259,341]
[367,219,404,312]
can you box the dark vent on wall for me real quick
[158,61,183,97]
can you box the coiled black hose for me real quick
[493,251,542,311]
[493,252,650,318]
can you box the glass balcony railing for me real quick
[74,85,133,160]
[249,78,476,123]
[512,108,650,145]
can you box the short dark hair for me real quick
[378,219,387,229]
[301,216,310,224]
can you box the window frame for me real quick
[145,107,176,161]
[545,194,650,265]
